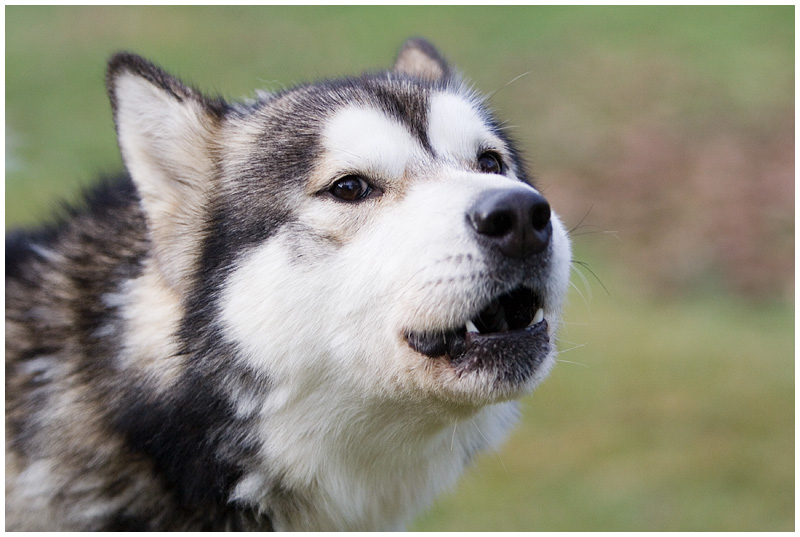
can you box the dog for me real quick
[5,38,572,531]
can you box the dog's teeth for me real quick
[465,320,480,334]
[530,308,545,326]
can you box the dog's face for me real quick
[108,41,571,414]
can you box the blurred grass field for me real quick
[5,6,794,531]
[412,275,793,531]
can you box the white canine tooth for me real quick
[531,308,545,326]
[465,320,480,334]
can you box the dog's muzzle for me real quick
[404,187,555,385]
[404,285,549,379]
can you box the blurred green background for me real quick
[5,6,794,531]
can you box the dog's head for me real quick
[107,39,571,411]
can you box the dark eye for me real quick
[329,175,373,202]
[478,151,503,174]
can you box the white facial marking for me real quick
[318,106,422,187]
[428,91,506,166]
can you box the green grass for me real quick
[5,6,794,531]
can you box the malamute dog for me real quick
[6,39,571,531]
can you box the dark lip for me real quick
[405,319,551,383]
[404,285,550,382]
[454,320,551,381]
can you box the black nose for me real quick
[469,188,552,259]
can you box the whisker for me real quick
[568,205,595,235]
[556,358,590,368]
[572,260,610,297]
[555,335,584,346]
[557,341,589,354]
[571,227,621,240]
[569,271,592,307]
[567,207,620,241]
[536,179,555,194]
[559,320,590,327]
[486,71,531,100]
[471,422,507,473]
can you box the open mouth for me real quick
[405,286,551,382]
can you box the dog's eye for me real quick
[329,175,374,202]
[478,151,503,174]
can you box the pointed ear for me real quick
[393,38,451,82]
[106,53,226,295]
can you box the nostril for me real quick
[475,209,515,237]
[531,200,551,231]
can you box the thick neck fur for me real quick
[237,385,519,531]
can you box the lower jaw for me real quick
[452,320,551,382]
[407,319,553,399]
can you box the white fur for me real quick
[428,91,513,175]
[317,106,423,188]
[104,262,186,392]
[217,91,572,530]
[112,72,218,295]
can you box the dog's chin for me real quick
[403,285,555,402]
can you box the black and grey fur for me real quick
[6,39,572,531]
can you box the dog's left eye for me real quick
[329,175,375,202]
[478,151,503,174]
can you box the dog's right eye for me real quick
[478,151,504,174]
[328,175,375,202]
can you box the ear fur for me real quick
[393,38,451,82]
[106,53,226,296]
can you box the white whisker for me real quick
[556,358,590,368]
[471,422,507,473]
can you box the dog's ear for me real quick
[393,38,451,82]
[106,53,225,296]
